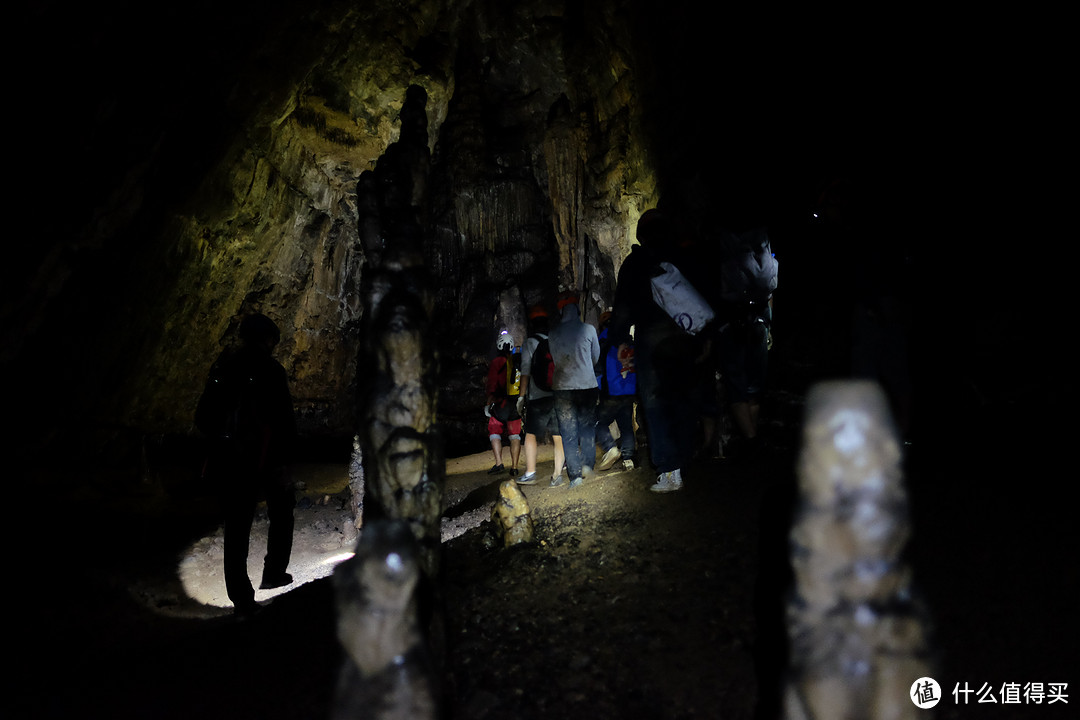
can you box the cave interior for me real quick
[7,1,1077,718]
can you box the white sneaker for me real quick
[596,446,621,471]
[650,469,683,493]
[622,458,635,471]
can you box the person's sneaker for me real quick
[622,458,635,471]
[516,471,537,485]
[649,469,683,493]
[596,446,621,471]
[487,464,505,475]
[259,572,293,590]
[508,466,519,476]
[549,475,564,487]
[569,476,584,488]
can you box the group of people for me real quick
[608,208,775,492]
[196,205,775,618]
[485,207,775,494]
[483,291,639,490]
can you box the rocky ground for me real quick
[16,384,1078,720]
[439,444,781,720]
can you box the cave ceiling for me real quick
[8,0,912,459]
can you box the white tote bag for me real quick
[650,262,715,335]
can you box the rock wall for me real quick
[8,0,662,461]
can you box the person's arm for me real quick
[609,250,642,345]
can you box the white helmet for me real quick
[496,332,514,351]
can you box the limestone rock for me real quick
[491,479,535,547]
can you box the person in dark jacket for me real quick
[609,210,700,492]
[196,313,298,617]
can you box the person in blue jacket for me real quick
[594,311,637,472]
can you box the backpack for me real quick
[505,352,521,396]
[650,261,715,335]
[195,358,243,439]
[720,227,778,305]
[195,350,264,441]
[530,334,555,392]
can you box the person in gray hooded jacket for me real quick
[547,291,601,488]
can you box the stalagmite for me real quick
[345,435,365,543]
[491,478,535,547]
[335,85,444,719]
[332,519,439,720]
[354,84,444,579]
[784,380,933,720]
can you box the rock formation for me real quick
[491,478,535,547]
[354,84,444,579]
[784,381,933,720]
[333,518,439,720]
[8,0,671,464]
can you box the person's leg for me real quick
[524,433,538,473]
[552,434,565,482]
[614,395,636,458]
[488,415,505,470]
[554,391,581,480]
[595,396,616,452]
[636,339,678,473]
[576,388,598,473]
[726,319,767,448]
[509,435,521,471]
[722,324,758,448]
[262,473,296,587]
[222,479,258,610]
[744,319,768,439]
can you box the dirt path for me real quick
[18,393,1077,720]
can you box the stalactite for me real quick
[543,95,586,291]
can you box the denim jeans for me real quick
[596,394,635,458]
[554,388,598,479]
[635,325,696,473]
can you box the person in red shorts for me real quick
[484,331,522,475]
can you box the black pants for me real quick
[219,468,295,608]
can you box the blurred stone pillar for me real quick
[784,380,933,720]
[335,85,444,720]
[352,84,444,579]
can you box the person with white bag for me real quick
[608,209,710,493]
